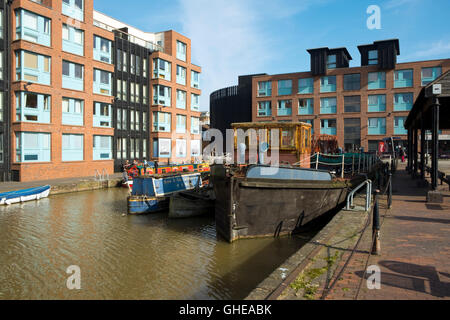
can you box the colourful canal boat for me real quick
[127,173,203,215]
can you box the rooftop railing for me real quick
[93,19,164,53]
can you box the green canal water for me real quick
[0,188,322,300]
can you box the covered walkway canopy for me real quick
[405,71,450,190]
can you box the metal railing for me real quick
[93,19,164,53]
[94,169,110,182]
[346,179,372,212]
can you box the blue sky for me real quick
[94,0,450,112]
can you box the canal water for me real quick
[0,188,325,300]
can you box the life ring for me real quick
[129,166,139,178]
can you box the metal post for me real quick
[341,155,345,178]
[315,153,319,170]
[358,153,361,173]
[388,173,392,209]
[431,98,440,191]
[372,190,381,255]
[413,128,419,177]
[420,118,426,181]
[352,155,355,176]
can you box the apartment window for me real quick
[394,69,413,88]
[93,35,112,64]
[135,110,140,131]
[93,102,111,128]
[257,101,271,117]
[298,78,314,94]
[421,67,442,86]
[0,134,3,163]
[298,98,313,115]
[122,109,127,130]
[117,108,122,130]
[394,93,414,112]
[143,58,147,77]
[191,93,200,111]
[143,112,147,131]
[320,97,337,114]
[122,51,127,72]
[0,92,3,122]
[15,9,51,47]
[135,83,140,103]
[62,24,84,56]
[142,139,147,159]
[153,112,171,132]
[62,0,84,22]
[153,58,171,80]
[143,85,148,104]
[277,100,292,116]
[122,80,127,101]
[62,60,83,91]
[93,135,112,160]
[176,65,186,85]
[191,117,200,134]
[16,50,51,85]
[343,74,360,91]
[327,54,337,69]
[0,51,3,79]
[368,72,386,90]
[191,140,201,157]
[15,132,51,163]
[368,95,386,112]
[278,80,292,95]
[176,90,186,109]
[257,81,272,97]
[368,50,378,65]
[320,76,336,93]
[191,71,200,89]
[368,118,386,135]
[130,111,135,131]
[130,54,135,74]
[117,49,122,70]
[153,138,171,158]
[136,56,140,75]
[130,82,135,103]
[62,134,84,162]
[344,96,360,113]
[176,115,187,134]
[394,117,408,135]
[93,69,112,95]
[344,118,361,151]
[176,139,187,158]
[153,85,171,107]
[62,97,84,126]
[320,119,337,135]
[176,41,187,61]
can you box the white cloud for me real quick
[402,40,450,60]
[177,0,324,111]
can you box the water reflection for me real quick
[0,188,312,300]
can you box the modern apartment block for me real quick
[1,0,201,181]
[253,40,449,152]
[211,40,449,153]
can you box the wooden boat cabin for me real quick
[230,122,312,168]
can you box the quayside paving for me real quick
[247,163,450,300]
[0,174,124,196]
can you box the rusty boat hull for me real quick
[211,165,366,243]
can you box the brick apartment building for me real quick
[0,0,201,182]
[211,40,450,153]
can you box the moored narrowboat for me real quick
[127,173,203,215]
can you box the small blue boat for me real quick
[0,185,51,205]
[127,173,202,215]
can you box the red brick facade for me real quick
[252,59,450,152]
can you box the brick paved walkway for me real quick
[322,164,450,300]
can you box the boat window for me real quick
[281,128,295,148]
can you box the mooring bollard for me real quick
[388,173,392,209]
[372,190,381,255]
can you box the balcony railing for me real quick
[93,19,164,53]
